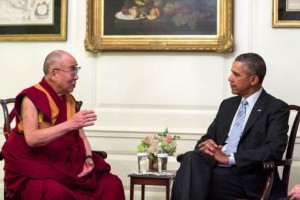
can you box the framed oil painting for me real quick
[273,0,300,27]
[85,0,233,52]
[0,0,67,41]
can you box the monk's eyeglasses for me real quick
[53,66,81,76]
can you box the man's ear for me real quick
[49,70,57,81]
[251,75,259,85]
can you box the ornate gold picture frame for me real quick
[0,0,67,41]
[85,0,233,52]
[273,0,300,27]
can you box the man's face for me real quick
[228,61,256,97]
[52,55,79,95]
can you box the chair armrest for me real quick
[93,150,107,159]
[263,161,275,171]
[261,161,275,200]
[276,159,292,166]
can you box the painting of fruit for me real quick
[103,0,217,35]
[116,0,216,30]
[86,0,233,51]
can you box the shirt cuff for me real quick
[228,153,236,165]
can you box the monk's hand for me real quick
[198,139,218,156]
[70,110,97,130]
[77,157,95,178]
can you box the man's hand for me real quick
[77,157,95,178]
[198,139,229,165]
[288,184,300,200]
[198,139,219,156]
[213,148,229,165]
[69,110,97,130]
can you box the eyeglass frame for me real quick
[52,66,81,76]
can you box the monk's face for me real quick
[52,54,79,95]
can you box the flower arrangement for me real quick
[137,128,180,160]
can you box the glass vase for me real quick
[137,152,148,174]
[157,153,168,174]
[148,155,158,172]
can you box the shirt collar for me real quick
[243,87,263,108]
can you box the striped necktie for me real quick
[224,99,248,155]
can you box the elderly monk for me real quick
[2,50,125,200]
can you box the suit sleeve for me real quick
[194,100,227,150]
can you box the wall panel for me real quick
[0,0,300,199]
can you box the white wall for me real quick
[0,0,300,199]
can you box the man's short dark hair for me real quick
[235,53,266,84]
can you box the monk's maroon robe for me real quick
[2,78,125,200]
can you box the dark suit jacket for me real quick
[195,89,290,199]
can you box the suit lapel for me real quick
[242,90,269,137]
[220,97,241,143]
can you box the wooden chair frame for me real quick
[261,105,300,199]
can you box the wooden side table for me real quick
[128,171,176,200]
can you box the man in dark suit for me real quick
[171,53,290,200]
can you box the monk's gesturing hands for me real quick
[77,157,95,178]
[198,139,229,165]
[70,110,97,130]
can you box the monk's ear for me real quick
[49,70,57,81]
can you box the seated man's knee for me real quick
[100,174,123,190]
[182,150,198,160]
[182,150,215,167]
[43,179,76,200]
[96,173,125,199]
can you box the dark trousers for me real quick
[171,150,251,200]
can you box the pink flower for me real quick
[165,135,173,143]
[144,135,153,143]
